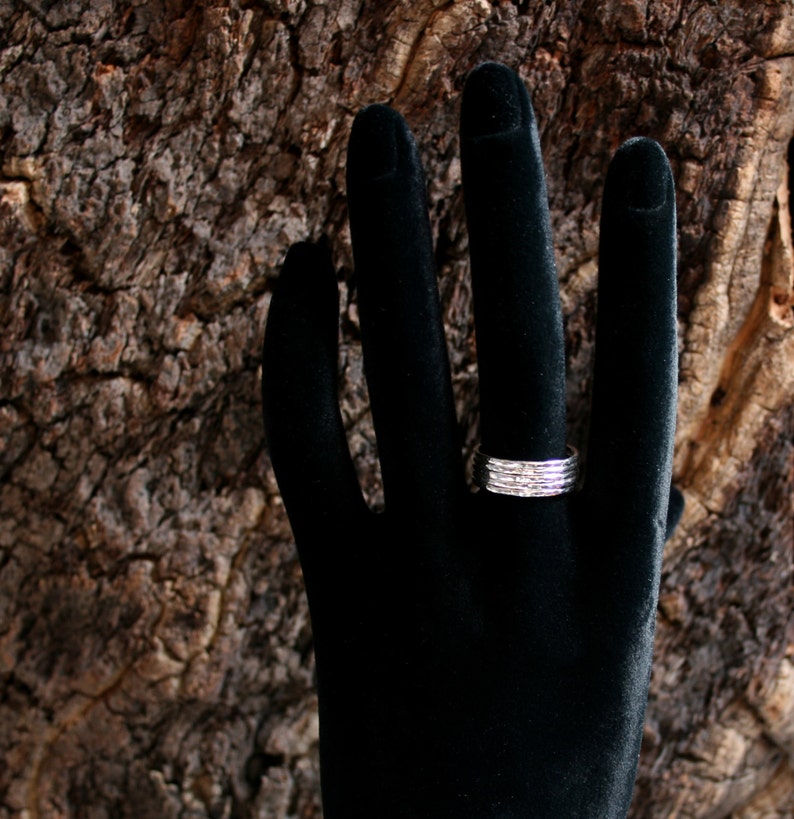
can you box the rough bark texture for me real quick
[1,1,793,817]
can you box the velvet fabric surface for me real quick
[261,62,678,818]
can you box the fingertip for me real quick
[606,137,672,211]
[271,242,338,321]
[461,62,526,138]
[280,240,334,285]
[348,104,411,183]
[283,240,332,269]
[264,243,340,404]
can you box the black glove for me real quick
[262,62,677,818]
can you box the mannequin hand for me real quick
[262,62,677,818]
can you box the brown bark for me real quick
[1,1,792,816]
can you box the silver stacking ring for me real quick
[473,445,580,498]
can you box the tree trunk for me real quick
[1,1,792,816]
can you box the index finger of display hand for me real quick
[346,105,464,525]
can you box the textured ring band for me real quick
[473,445,580,497]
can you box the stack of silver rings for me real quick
[473,445,579,497]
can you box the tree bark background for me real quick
[1,1,793,816]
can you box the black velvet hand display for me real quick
[261,62,678,818]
